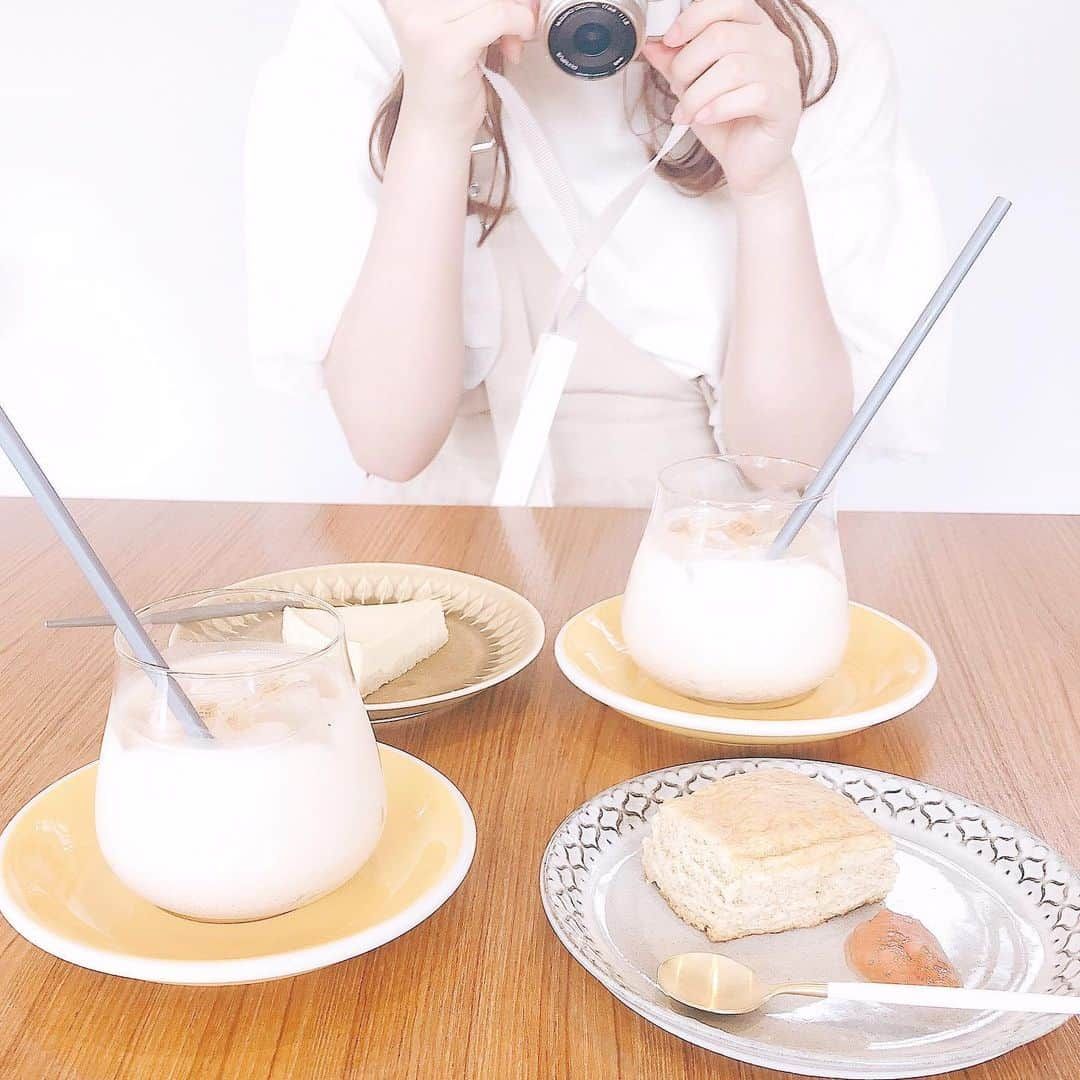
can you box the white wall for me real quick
[845,2,1080,511]
[1,1,1077,511]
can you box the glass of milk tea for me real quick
[622,455,850,704]
[95,588,387,922]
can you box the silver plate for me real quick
[540,758,1080,1078]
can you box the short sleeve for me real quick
[795,0,949,458]
[245,0,500,395]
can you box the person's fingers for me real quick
[666,22,760,94]
[662,0,766,48]
[501,34,525,64]
[641,39,678,81]
[453,1,537,56]
[445,0,514,19]
[501,0,539,64]
[683,82,772,126]
[671,53,778,123]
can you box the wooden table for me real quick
[0,500,1077,1079]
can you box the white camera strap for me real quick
[481,66,688,506]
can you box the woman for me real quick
[246,0,946,506]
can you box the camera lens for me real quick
[546,2,639,79]
[572,22,612,56]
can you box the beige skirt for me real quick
[357,212,719,508]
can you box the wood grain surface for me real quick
[0,499,1077,1080]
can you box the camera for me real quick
[539,0,690,79]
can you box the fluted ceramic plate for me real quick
[0,745,475,985]
[540,758,1080,1078]
[220,563,544,722]
[555,596,936,744]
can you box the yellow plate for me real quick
[555,596,937,744]
[0,746,475,985]
[231,563,545,723]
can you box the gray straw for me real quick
[46,598,290,629]
[769,196,1012,558]
[0,403,211,739]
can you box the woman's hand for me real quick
[642,0,802,198]
[385,0,537,143]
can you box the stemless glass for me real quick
[95,588,386,922]
[621,455,850,705]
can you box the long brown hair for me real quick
[369,1,838,244]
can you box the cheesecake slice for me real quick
[642,769,897,942]
[283,600,449,696]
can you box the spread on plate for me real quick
[845,909,962,986]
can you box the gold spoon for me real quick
[657,954,1080,1016]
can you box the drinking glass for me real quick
[621,455,849,704]
[95,588,386,922]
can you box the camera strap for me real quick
[481,66,689,506]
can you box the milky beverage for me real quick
[96,642,386,922]
[622,506,850,703]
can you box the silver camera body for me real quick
[540,0,689,79]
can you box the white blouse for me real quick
[246,0,949,501]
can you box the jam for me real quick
[845,910,961,987]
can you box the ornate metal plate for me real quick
[540,758,1080,1078]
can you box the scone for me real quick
[641,769,897,942]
